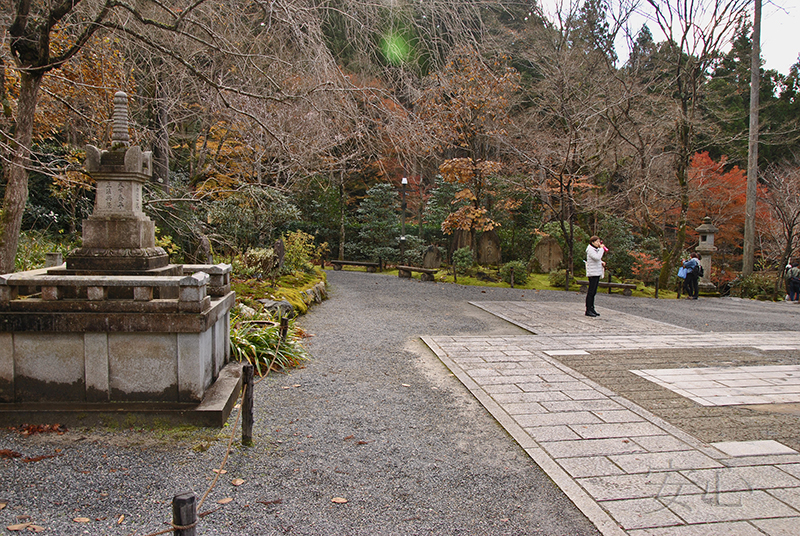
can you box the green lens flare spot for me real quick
[381,32,411,65]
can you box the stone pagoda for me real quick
[0,92,239,426]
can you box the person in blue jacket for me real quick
[682,253,700,299]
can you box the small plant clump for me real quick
[499,260,528,286]
[548,269,568,288]
[229,310,310,376]
[452,247,473,275]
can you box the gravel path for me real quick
[0,270,797,535]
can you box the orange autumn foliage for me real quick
[686,152,746,252]
[439,158,503,235]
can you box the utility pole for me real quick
[743,0,761,276]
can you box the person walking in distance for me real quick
[786,262,800,302]
[585,236,606,317]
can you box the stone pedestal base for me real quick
[66,247,170,272]
[0,293,234,405]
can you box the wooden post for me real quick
[607,271,612,294]
[172,492,197,535]
[655,279,659,299]
[510,268,515,288]
[279,316,289,343]
[242,363,254,446]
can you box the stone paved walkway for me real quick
[423,302,800,536]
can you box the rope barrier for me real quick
[197,382,245,510]
[123,314,292,535]
[133,381,246,536]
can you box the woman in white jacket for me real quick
[585,236,606,317]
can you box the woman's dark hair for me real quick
[589,235,600,244]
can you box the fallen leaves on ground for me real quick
[6,523,44,532]
[8,424,66,436]
[231,478,245,486]
[21,454,60,463]
[217,497,234,505]
[73,517,91,523]
[331,497,348,504]
[0,449,21,459]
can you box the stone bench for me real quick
[330,260,382,272]
[397,265,437,282]
[575,280,636,296]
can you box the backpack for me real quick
[789,267,800,285]
[696,264,704,278]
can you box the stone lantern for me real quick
[695,216,718,292]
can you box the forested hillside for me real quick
[2,0,798,293]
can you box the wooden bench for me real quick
[575,280,637,296]
[397,265,437,282]
[330,260,382,272]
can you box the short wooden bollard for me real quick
[279,316,289,343]
[242,363,254,446]
[172,492,197,535]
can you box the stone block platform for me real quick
[423,302,800,535]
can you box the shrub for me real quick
[229,310,309,376]
[597,215,636,279]
[452,247,473,274]
[548,269,568,288]
[401,235,428,266]
[729,272,779,299]
[630,250,662,284]
[282,230,326,275]
[14,230,77,272]
[243,247,282,280]
[206,185,299,254]
[499,260,528,286]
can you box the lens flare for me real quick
[381,31,411,65]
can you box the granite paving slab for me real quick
[422,301,800,535]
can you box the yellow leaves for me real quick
[31,35,132,143]
[441,206,498,235]
[439,158,502,184]
[497,198,522,211]
[454,189,477,202]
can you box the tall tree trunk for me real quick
[658,111,691,291]
[152,72,171,192]
[0,72,42,273]
[743,0,762,276]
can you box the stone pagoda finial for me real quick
[111,91,130,150]
[69,90,166,273]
